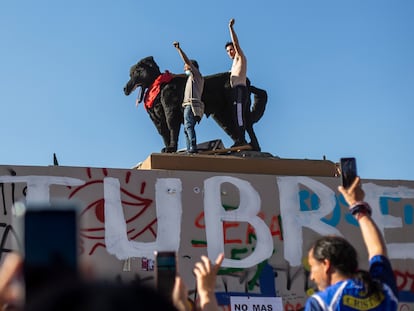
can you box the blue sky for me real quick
[1,0,413,181]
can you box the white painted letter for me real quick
[0,175,85,203]
[104,177,182,260]
[204,176,273,268]
[363,183,414,260]
[277,176,340,266]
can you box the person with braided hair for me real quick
[305,176,398,310]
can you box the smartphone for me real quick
[24,205,79,301]
[340,157,357,189]
[154,251,177,300]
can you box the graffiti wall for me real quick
[0,164,413,310]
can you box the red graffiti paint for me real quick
[195,211,205,229]
[69,173,154,255]
[284,302,304,311]
[223,222,242,244]
[270,215,283,241]
[395,270,414,292]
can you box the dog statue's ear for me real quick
[142,56,156,68]
[142,56,154,63]
[135,56,160,75]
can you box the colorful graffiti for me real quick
[0,165,413,309]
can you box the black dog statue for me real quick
[124,56,267,153]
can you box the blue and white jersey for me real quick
[305,255,398,311]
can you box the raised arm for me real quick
[338,177,387,260]
[173,41,192,67]
[193,253,224,311]
[172,276,191,311]
[0,253,23,308]
[228,18,244,56]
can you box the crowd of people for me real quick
[0,251,224,311]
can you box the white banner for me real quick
[230,296,283,311]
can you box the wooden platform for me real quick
[137,152,337,177]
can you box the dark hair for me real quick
[311,236,382,296]
[225,41,233,49]
[312,236,358,276]
[190,59,199,69]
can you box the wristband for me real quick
[349,201,372,218]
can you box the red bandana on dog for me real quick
[143,71,173,110]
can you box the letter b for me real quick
[204,176,273,268]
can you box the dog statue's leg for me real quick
[245,90,261,152]
[161,81,184,153]
[148,101,171,153]
[161,103,180,153]
[246,124,260,151]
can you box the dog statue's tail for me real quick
[249,85,268,124]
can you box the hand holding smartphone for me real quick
[154,251,177,301]
[340,157,357,189]
[23,204,79,302]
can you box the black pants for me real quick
[232,85,248,144]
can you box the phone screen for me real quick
[340,157,357,189]
[24,208,78,301]
[155,251,176,300]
